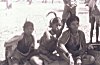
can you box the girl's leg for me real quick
[30,56,42,65]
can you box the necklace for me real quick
[71,31,79,45]
[71,31,79,37]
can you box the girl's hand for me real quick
[68,53,72,57]
[68,53,74,65]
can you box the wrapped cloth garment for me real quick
[4,33,37,65]
[38,30,69,65]
[58,30,95,65]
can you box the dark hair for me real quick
[66,15,79,28]
[46,11,61,27]
[23,21,34,28]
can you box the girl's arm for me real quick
[59,43,69,54]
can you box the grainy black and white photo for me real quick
[0,0,100,65]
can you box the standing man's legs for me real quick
[62,5,70,21]
[52,0,54,3]
[28,0,32,5]
[90,16,95,43]
[6,0,12,9]
[96,21,99,43]
[62,5,76,22]
[42,0,47,3]
[71,6,76,15]
[89,7,95,43]
[61,5,70,30]
[95,16,100,43]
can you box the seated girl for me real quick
[4,21,38,65]
[58,15,95,65]
[37,12,69,65]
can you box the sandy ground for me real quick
[0,1,100,61]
